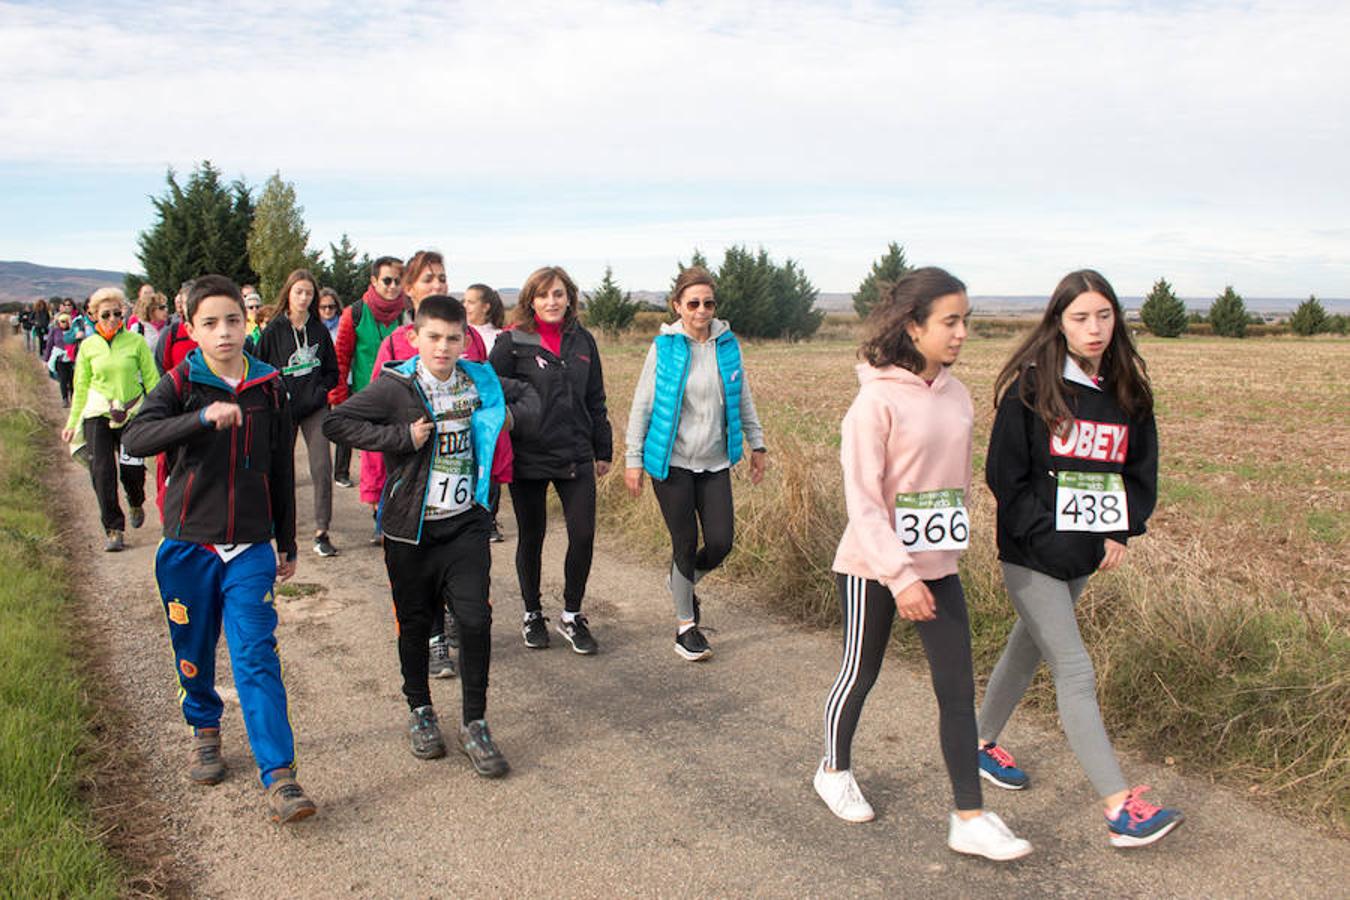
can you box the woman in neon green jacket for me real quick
[61,287,161,551]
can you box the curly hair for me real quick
[858,267,967,374]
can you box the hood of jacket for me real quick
[658,318,731,340]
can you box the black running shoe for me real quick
[408,705,446,759]
[459,719,510,778]
[335,476,354,488]
[557,615,598,655]
[489,520,504,543]
[522,612,550,649]
[313,533,339,557]
[128,506,145,529]
[675,625,713,661]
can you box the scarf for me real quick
[96,320,123,342]
[361,285,409,324]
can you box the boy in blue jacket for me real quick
[122,275,315,824]
[325,295,536,774]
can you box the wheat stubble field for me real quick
[593,329,1350,830]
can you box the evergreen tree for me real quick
[1288,295,1328,336]
[123,273,148,300]
[247,172,311,302]
[710,245,823,339]
[584,266,639,336]
[671,249,712,296]
[1326,314,1349,335]
[853,242,911,318]
[1139,277,1187,338]
[310,234,370,304]
[1208,286,1248,338]
[136,161,257,294]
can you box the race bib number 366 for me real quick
[1056,471,1128,533]
[895,489,969,552]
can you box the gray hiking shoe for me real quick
[128,506,145,529]
[459,719,510,778]
[267,774,317,824]
[409,705,446,759]
[189,729,226,784]
[104,530,125,552]
[428,635,456,679]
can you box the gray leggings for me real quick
[291,408,332,534]
[977,562,1127,798]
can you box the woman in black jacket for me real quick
[256,269,341,557]
[489,266,612,654]
[975,269,1182,850]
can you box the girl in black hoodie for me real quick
[975,270,1183,849]
[256,269,340,557]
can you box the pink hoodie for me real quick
[832,363,974,597]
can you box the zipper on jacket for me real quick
[227,422,238,542]
[263,473,272,521]
[244,414,253,469]
[177,471,195,536]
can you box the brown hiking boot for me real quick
[267,775,317,824]
[189,729,226,785]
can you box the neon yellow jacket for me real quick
[66,329,161,431]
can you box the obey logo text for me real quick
[1050,419,1129,464]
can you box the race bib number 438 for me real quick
[1055,471,1128,532]
[895,489,969,552]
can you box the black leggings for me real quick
[383,510,493,720]
[823,573,982,811]
[84,416,146,532]
[55,359,75,404]
[508,462,596,614]
[651,467,734,622]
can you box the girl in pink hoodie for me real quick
[814,267,1032,863]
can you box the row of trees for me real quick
[1140,280,1342,337]
[130,162,373,305]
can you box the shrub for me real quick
[1140,277,1187,337]
[1209,286,1249,338]
[852,242,911,319]
[1289,296,1328,336]
[583,266,639,336]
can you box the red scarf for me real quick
[361,285,409,324]
[535,316,563,356]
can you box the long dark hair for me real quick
[272,268,320,319]
[466,283,505,328]
[993,269,1153,434]
[859,267,967,374]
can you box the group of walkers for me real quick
[28,256,1182,857]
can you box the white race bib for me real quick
[427,460,473,513]
[895,489,969,552]
[117,444,145,467]
[1055,471,1128,533]
[209,542,253,563]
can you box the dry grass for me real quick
[595,329,1350,831]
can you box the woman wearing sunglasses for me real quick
[60,287,161,551]
[317,288,343,340]
[623,266,767,660]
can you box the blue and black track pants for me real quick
[823,573,983,811]
[154,539,296,785]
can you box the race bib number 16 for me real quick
[1056,471,1128,532]
[895,489,969,552]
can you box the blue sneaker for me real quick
[1106,785,1183,848]
[978,743,1030,790]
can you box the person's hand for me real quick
[60,427,75,443]
[895,580,937,621]
[595,460,612,478]
[276,555,296,582]
[750,449,767,485]
[1098,538,1127,572]
[624,467,644,497]
[409,416,433,450]
[202,402,243,430]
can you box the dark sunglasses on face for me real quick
[380,276,400,287]
[318,304,338,311]
[99,309,124,320]
[683,298,717,310]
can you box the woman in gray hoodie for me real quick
[624,266,767,661]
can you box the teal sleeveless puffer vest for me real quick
[641,329,745,480]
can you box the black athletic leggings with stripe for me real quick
[823,573,983,811]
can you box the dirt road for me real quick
[65,428,1345,898]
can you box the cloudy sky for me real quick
[2,0,1347,296]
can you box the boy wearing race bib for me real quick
[324,296,537,775]
[122,275,316,824]
[818,268,1032,862]
[978,269,1182,849]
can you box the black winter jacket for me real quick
[122,350,298,559]
[254,314,339,421]
[323,358,540,544]
[986,368,1157,581]
[488,323,612,480]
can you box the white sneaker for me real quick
[947,811,1033,861]
[813,759,875,823]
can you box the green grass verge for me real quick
[0,344,124,897]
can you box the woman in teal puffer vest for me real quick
[624,266,767,661]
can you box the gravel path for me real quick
[64,427,1346,898]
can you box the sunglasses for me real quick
[98,309,125,320]
[318,304,338,311]
[682,298,717,310]
[380,276,400,287]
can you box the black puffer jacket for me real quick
[986,369,1158,581]
[489,322,612,480]
[254,314,339,421]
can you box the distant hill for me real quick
[0,261,128,303]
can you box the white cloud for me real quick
[1,0,1348,293]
